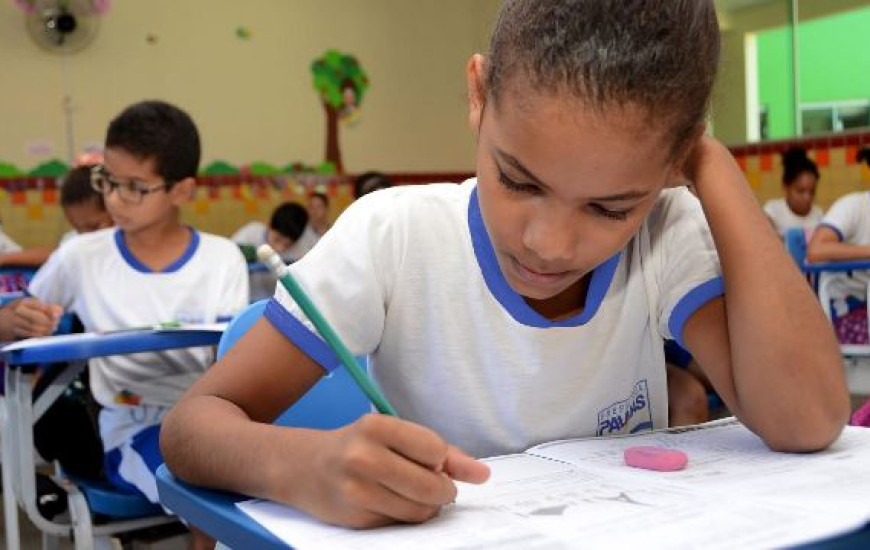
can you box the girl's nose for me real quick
[522,208,577,263]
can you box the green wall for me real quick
[758,6,870,139]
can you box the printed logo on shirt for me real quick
[114,390,142,406]
[596,380,653,436]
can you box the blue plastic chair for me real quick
[215,300,371,430]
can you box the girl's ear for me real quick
[169,177,196,205]
[671,124,708,184]
[466,54,486,134]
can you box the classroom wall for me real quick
[757,6,870,139]
[712,0,870,144]
[0,0,497,175]
[0,0,504,246]
[733,130,870,210]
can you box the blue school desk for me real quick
[0,326,225,550]
[157,463,870,550]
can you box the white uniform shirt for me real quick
[817,192,870,308]
[265,180,723,458]
[28,227,249,408]
[763,198,823,237]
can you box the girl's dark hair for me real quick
[858,147,870,168]
[60,165,105,209]
[105,100,201,187]
[354,171,393,199]
[270,202,309,243]
[485,0,720,158]
[781,147,819,186]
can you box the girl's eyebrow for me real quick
[494,148,549,189]
[493,147,652,203]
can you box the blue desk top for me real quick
[802,259,870,274]
[0,327,224,367]
[157,465,288,550]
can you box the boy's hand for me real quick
[12,298,63,338]
[290,414,490,529]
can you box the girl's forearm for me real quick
[807,241,870,263]
[692,139,848,448]
[162,395,322,505]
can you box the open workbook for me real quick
[238,418,870,549]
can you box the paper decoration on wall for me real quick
[311,49,370,173]
[28,158,68,177]
[0,162,24,178]
[25,141,54,156]
[235,26,251,40]
[202,160,239,176]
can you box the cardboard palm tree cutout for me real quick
[311,50,369,174]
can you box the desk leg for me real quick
[1,396,21,550]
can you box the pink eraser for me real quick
[623,446,688,471]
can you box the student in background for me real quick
[0,165,114,268]
[308,192,332,238]
[353,170,393,199]
[164,0,848,530]
[0,100,248,549]
[807,147,870,344]
[763,147,823,238]
[232,201,315,263]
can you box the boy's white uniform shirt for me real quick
[817,192,870,313]
[763,198,823,237]
[232,220,319,262]
[29,227,249,410]
[267,180,723,458]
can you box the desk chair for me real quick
[158,300,371,545]
[216,299,371,429]
[784,227,870,394]
[1,328,225,550]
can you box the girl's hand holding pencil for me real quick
[290,414,490,528]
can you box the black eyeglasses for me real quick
[90,164,171,204]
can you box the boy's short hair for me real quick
[354,171,392,199]
[105,100,201,188]
[61,165,105,209]
[270,202,309,242]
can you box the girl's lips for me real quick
[510,256,572,285]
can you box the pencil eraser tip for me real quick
[623,446,688,472]
[256,244,276,263]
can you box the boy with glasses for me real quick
[0,100,248,548]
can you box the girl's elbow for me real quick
[761,403,850,453]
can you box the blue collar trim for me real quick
[114,227,200,273]
[467,187,620,328]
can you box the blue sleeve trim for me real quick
[819,222,844,242]
[263,298,339,373]
[667,277,725,349]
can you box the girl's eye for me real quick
[590,203,631,221]
[497,170,540,195]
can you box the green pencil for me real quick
[257,244,398,416]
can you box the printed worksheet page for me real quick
[238,418,870,549]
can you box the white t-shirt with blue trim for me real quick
[763,198,823,237]
[266,180,723,458]
[817,192,870,308]
[28,227,249,409]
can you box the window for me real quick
[801,101,870,135]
